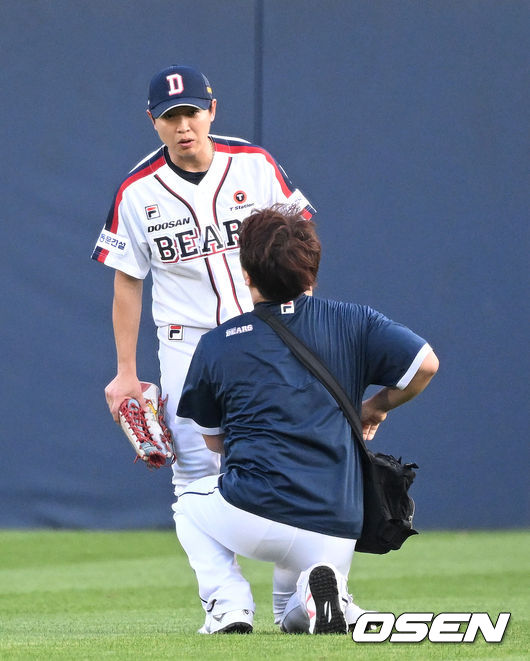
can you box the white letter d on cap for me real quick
[166,73,184,96]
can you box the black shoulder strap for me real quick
[252,305,370,460]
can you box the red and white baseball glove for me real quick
[118,382,176,470]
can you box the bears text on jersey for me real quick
[152,218,242,263]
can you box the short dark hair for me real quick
[239,205,321,302]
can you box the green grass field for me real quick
[0,529,528,660]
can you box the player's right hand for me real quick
[105,373,146,422]
[360,397,388,441]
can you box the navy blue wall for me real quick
[1,1,528,530]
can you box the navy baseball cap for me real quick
[148,65,214,118]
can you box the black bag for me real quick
[253,305,419,554]
[355,451,418,554]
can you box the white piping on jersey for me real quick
[128,147,163,173]
[210,133,251,145]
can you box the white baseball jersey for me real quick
[92,135,315,328]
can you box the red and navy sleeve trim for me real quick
[211,137,295,198]
[104,148,166,233]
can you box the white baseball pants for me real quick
[172,475,356,623]
[157,326,221,494]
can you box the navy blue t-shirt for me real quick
[177,295,427,539]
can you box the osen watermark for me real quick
[352,612,511,643]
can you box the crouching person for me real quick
[173,206,439,634]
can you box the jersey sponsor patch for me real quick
[96,229,129,255]
[281,301,295,314]
[225,324,253,337]
[233,190,247,204]
[284,188,315,217]
[168,324,183,341]
[145,204,160,220]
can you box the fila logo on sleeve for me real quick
[166,74,184,96]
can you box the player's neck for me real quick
[249,286,267,305]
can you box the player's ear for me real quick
[241,267,251,287]
[209,99,217,122]
[146,110,156,126]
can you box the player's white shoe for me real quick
[197,608,253,634]
[297,563,348,634]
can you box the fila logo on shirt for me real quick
[152,219,242,263]
[281,301,295,314]
[145,204,160,220]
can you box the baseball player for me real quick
[174,207,439,634]
[92,65,315,493]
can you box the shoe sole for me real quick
[215,622,253,634]
[308,566,347,634]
